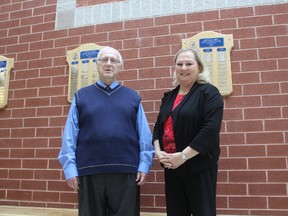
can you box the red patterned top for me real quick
[162,94,185,153]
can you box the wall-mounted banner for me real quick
[0,56,14,110]
[66,43,104,103]
[182,31,234,96]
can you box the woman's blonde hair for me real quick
[173,48,210,86]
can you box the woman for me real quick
[153,48,224,216]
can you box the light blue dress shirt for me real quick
[58,81,154,180]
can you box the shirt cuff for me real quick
[138,161,151,174]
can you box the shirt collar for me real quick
[97,80,119,90]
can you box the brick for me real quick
[204,19,236,31]
[24,118,49,128]
[217,183,247,195]
[139,26,169,37]
[68,26,94,37]
[43,29,68,40]
[23,138,48,148]
[51,76,68,86]
[11,128,36,138]
[155,78,173,89]
[36,127,62,137]
[35,148,59,158]
[220,7,253,19]
[138,67,171,79]
[246,132,284,144]
[0,119,23,128]
[227,120,263,132]
[8,169,34,179]
[257,25,288,37]
[274,14,288,25]
[7,43,29,53]
[219,158,247,170]
[38,86,65,97]
[125,18,153,29]
[141,182,165,195]
[21,15,44,26]
[238,16,273,28]
[277,35,288,46]
[7,190,32,201]
[9,26,31,37]
[262,95,288,106]
[248,158,287,169]
[19,32,42,43]
[0,179,21,190]
[48,158,62,169]
[124,79,154,90]
[0,149,9,158]
[216,196,228,208]
[34,169,61,180]
[188,10,219,21]
[10,149,35,158]
[10,9,32,19]
[155,195,166,207]
[229,145,266,157]
[171,22,202,34]
[55,37,80,48]
[155,56,174,67]
[123,38,153,49]
[25,97,50,107]
[109,29,137,40]
[33,5,56,16]
[140,46,171,58]
[30,40,54,51]
[229,196,267,208]
[32,22,55,33]
[268,171,288,182]
[249,183,287,195]
[22,159,48,169]
[229,171,266,183]
[0,138,22,148]
[262,70,288,82]
[140,194,154,207]
[225,96,261,108]
[232,49,258,61]
[33,191,59,202]
[0,36,18,46]
[124,58,153,70]
[121,48,138,59]
[36,107,62,117]
[49,180,69,192]
[255,3,288,15]
[265,119,288,131]
[242,60,277,72]
[59,192,78,203]
[268,197,288,209]
[267,145,288,157]
[259,47,288,59]
[240,37,275,49]
[21,180,46,190]
[154,34,184,46]
[116,69,136,81]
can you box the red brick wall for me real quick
[0,1,288,215]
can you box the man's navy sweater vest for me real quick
[75,83,140,176]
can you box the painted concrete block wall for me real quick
[0,0,288,215]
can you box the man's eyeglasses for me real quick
[97,57,121,64]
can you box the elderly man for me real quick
[58,46,154,216]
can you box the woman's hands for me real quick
[156,151,185,169]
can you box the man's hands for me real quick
[136,172,147,186]
[67,177,79,190]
